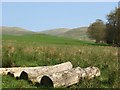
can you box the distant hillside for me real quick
[1,26,90,41]
[40,27,89,40]
[1,26,35,35]
[40,28,70,35]
[60,27,89,40]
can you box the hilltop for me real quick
[1,26,35,35]
[40,28,70,35]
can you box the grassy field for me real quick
[2,34,120,88]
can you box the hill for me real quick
[40,28,70,35]
[60,27,89,40]
[1,26,90,41]
[40,27,89,40]
[1,26,35,35]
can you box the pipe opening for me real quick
[40,76,53,87]
[7,72,14,77]
[20,71,28,80]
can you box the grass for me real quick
[2,75,36,88]
[3,34,109,46]
[1,34,120,88]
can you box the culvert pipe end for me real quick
[20,71,28,80]
[40,75,53,87]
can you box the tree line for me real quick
[87,7,120,46]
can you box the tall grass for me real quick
[2,34,119,88]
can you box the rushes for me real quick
[2,44,119,88]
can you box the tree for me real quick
[106,7,120,45]
[87,19,106,43]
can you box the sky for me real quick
[1,0,120,2]
[2,2,118,31]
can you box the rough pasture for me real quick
[2,34,119,88]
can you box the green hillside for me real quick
[2,34,99,46]
[1,26,35,35]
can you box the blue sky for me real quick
[2,2,118,31]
